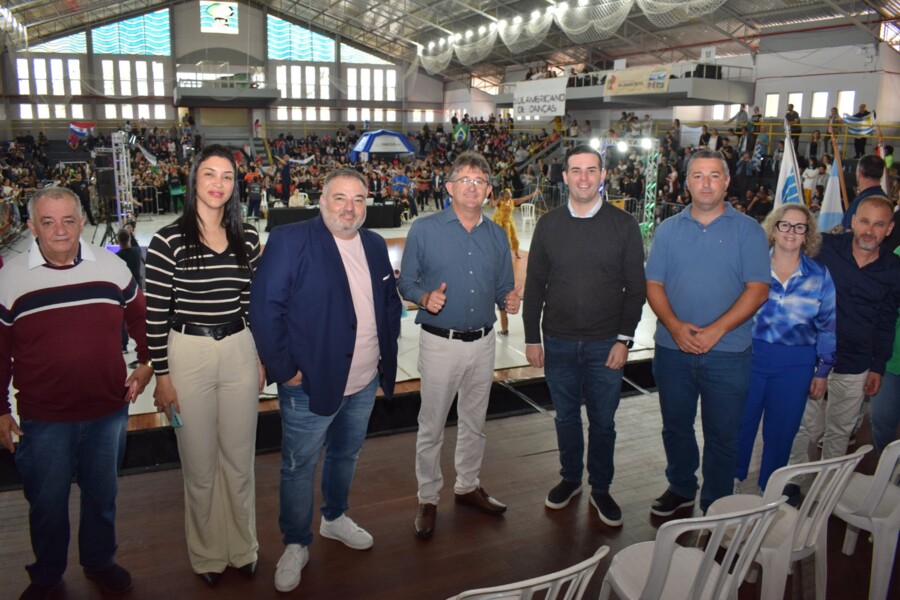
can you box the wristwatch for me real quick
[616,339,634,349]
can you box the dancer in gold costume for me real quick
[491,188,536,334]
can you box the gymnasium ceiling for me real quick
[3,0,898,83]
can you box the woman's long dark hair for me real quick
[177,144,251,271]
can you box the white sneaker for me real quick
[319,514,374,550]
[274,544,308,593]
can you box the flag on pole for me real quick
[873,112,890,193]
[843,112,874,136]
[818,157,844,232]
[68,121,96,137]
[452,124,470,144]
[774,120,803,209]
[135,142,158,167]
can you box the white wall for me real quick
[173,1,266,66]
[443,84,497,119]
[406,70,443,105]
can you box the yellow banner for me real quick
[604,65,671,96]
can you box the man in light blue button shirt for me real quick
[399,151,521,539]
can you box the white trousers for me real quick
[169,327,260,573]
[415,329,496,504]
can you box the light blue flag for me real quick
[774,120,803,209]
[818,159,844,232]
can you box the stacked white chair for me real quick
[833,439,900,600]
[520,203,536,232]
[447,545,608,600]
[599,498,785,599]
[706,445,871,600]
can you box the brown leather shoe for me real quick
[455,487,507,515]
[414,503,437,539]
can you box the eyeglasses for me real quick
[775,220,809,234]
[451,177,488,187]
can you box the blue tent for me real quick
[349,129,415,163]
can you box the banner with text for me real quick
[514,78,567,118]
[604,65,671,96]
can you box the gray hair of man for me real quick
[449,151,492,181]
[321,167,369,198]
[684,149,730,179]
[28,186,82,220]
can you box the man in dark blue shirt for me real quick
[841,155,885,231]
[399,152,521,540]
[790,195,900,465]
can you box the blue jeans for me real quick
[544,336,623,492]
[653,346,751,512]
[15,404,129,585]
[870,371,900,453]
[278,375,378,547]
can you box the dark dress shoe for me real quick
[19,580,62,600]
[414,503,437,539]
[237,560,258,578]
[455,487,507,515]
[197,572,222,587]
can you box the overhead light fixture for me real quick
[589,138,600,149]
[489,23,497,32]
[513,16,523,25]
[438,38,445,46]
[640,138,652,149]
[465,29,473,39]
[531,10,541,20]
[478,25,486,35]
[579,0,589,7]
[497,20,507,30]
[558,2,569,13]
[616,141,628,153]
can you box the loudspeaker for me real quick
[94,154,112,168]
[96,168,115,199]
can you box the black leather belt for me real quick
[174,320,245,341]
[422,323,493,342]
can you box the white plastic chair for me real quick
[833,439,900,600]
[447,545,608,600]
[599,498,785,600]
[520,203,536,232]
[706,445,871,600]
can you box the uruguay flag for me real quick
[773,120,803,209]
[843,113,874,136]
[818,158,844,232]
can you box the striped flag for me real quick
[68,121,95,137]
[818,157,844,232]
[774,120,803,209]
[843,113,874,136]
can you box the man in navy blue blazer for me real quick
[250,168,401,594]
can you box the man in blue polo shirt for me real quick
[645,149,770,515]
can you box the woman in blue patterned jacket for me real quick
[734,203,836,492]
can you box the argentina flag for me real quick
[818,158,844,232]
[773,120,803,208]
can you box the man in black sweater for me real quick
[523,145,646,527]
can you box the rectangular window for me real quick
[360,107,370,122]
[276,65,287,98]
[121,104,134,119]
[54,104,66,118]
[50,59,65,95]
[105,104,117,119]
[347,107,358,122]
[373,69,383,101]
[810,92,828,118]
[154,104,166,119]
[33,59,48,95]
[385,109,396,121]
[138,104,150,119]
[319,67,329,100]
[136,61,149,96]
[386,69,397,101]
[764,93,780,118]
[305,66,316,99]
[712,104,725,120]
[19,104,33,119]
[152,61,165,96]
[119,60,132,96]
[292,106,303,121]
[68,59,81,95]
[787,92,803,116]
[102,60,115,96]
[36,104,50,119]
[291,65,302,99]
[17,58,30,95]
[71,104,84,119]
[276,106,288,120]
[360,68,370,101]
[319,107,330,120]
[373,108,383,122]
[837,90,855,117]
[412,109,421,123]
[425,109,434,122]
[305,106,316,120]
[347,68,357,101]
